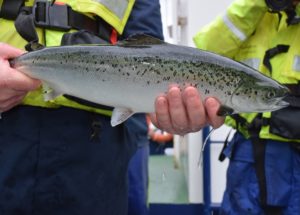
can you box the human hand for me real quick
[150,86,224,135]
[0,43,41,112]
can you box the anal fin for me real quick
[42,82,63,101]
[111,107,134,127]
[217,105,234,116]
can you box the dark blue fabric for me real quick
[0,1,164,215]
[122,0,163,214]
[121,0,164,40]
[127,145,149,215]
[0,106,136,215]
[220,132,300,215]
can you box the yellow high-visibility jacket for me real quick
[194,0,300,142]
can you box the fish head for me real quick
[230,79,290,113]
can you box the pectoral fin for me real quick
[217,105,234,116]
[111,107,134,127]
[42,82,63,101]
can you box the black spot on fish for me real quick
[141,70,147,76]
[189,70,194,74]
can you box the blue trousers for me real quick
[0,106,137,215]
[127,145,149,215]
[220,132,300,215]
[123,0,163,214]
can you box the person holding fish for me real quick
[0,0,224,214]
[194,0,300,214]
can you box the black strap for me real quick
[283,95,300,107]
[249,118,267,205]
[263,45,290,72]
[63,95,114,112]
[252,138,267,204]
[252,136,283,215]
[229,114,283,215]
[230,114,248,131]
[0,0,25,20]
[285,8,300,25]
[285,83,300,96]
[218,114,246,162]
[248,115,278,215]
[6,0,113,51]
[14,7,44,51]
[218,130,233,162]
[32,1,113,40]
[282,84,300,107]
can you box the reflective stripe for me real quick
[241,58,261,70]
[293,55,300,72]
[223,14,247,41]
[97,0,128,19]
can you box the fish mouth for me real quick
[273,86,291,109]
[275,100,289,108]
[268,97,290,111]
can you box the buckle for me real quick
[32,1,71,31]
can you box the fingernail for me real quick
[206,97,218,108]
[157,96,166,106]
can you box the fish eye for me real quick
[267,91,275,98]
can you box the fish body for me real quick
[10,34,289,126]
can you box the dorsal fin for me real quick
[117,34,165,47]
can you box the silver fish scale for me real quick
[12,41,289,114]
